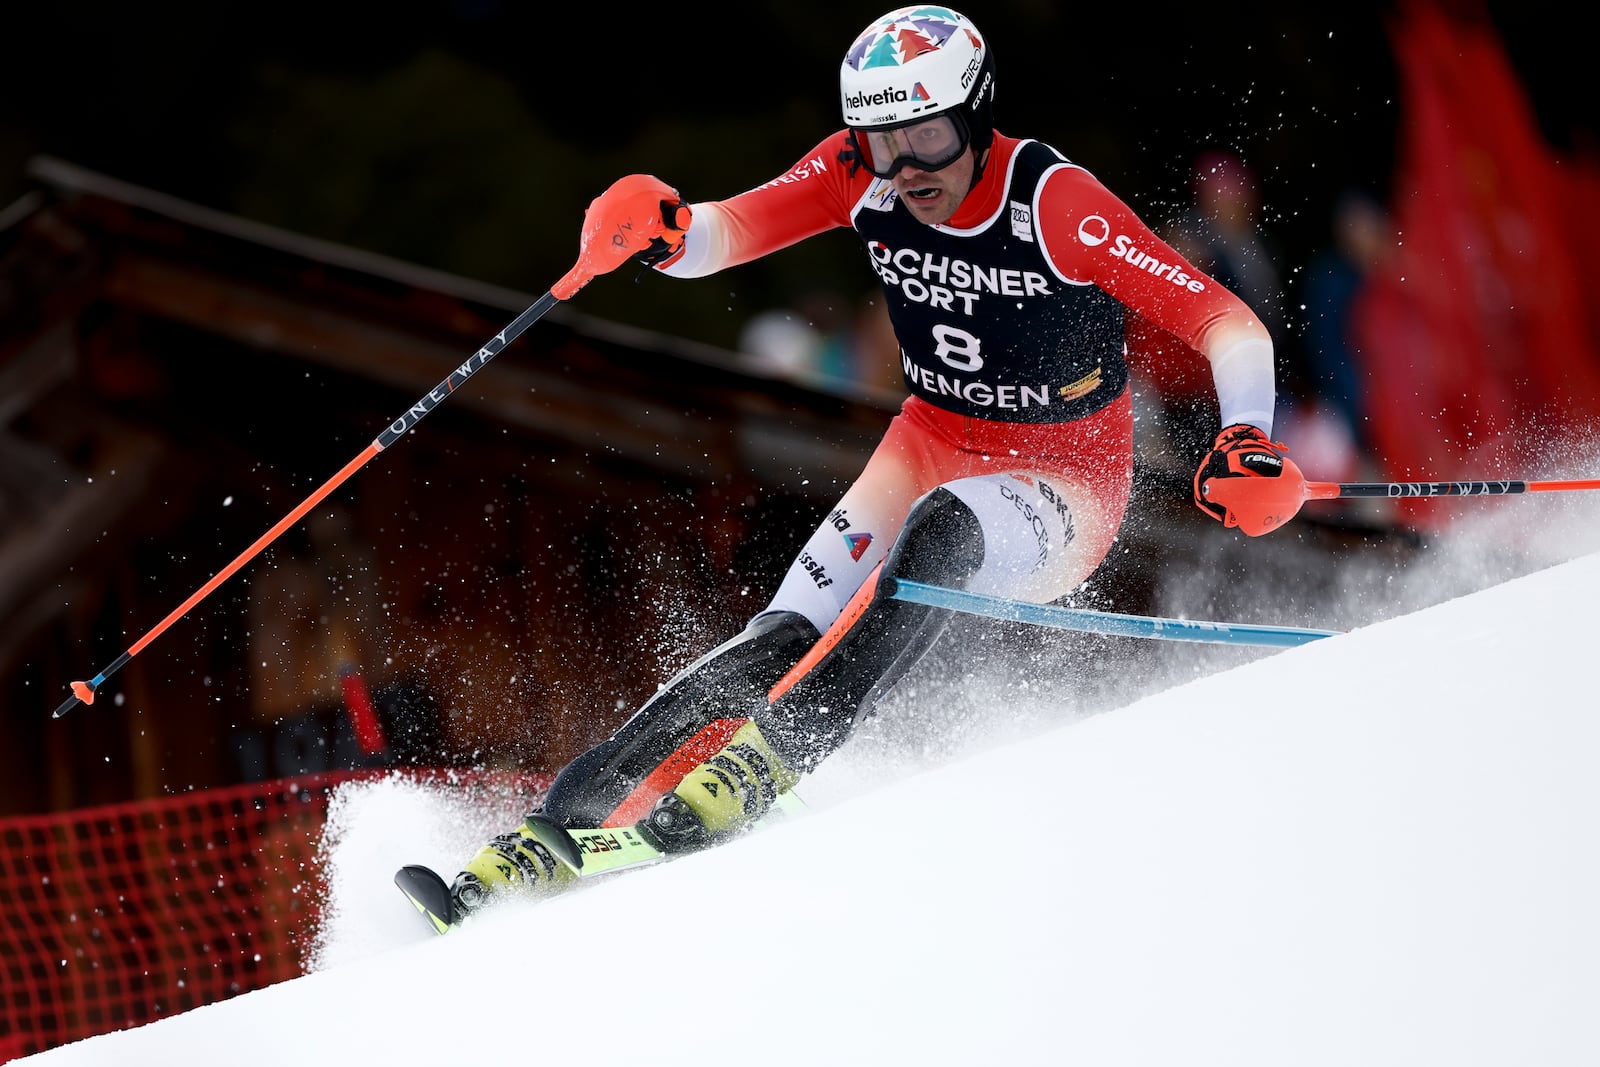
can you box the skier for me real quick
[442,5,1299,919]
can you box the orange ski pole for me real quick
[54,178,689,718]
[52,290,561,719]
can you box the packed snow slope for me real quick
[22,539,1600,1065]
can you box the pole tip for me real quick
[54,681,95,718]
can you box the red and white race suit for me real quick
[658,131,1276,633]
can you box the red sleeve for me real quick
[696,132,863,269]
[1035,166,1265,359]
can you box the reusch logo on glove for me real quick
[1241,452,1282,474]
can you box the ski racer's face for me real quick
[892,146,979,226]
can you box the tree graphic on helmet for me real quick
[845,7,973,71]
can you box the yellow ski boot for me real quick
[640,718,799,852]
[449,815,579,920]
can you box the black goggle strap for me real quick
[839,130,867,178]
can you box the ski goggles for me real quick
[850,113,971,178]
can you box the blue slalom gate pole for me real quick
[888,579,1341,649]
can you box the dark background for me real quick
[3,1,1590,354]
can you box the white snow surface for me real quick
[18,518,1600,1065]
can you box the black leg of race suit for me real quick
[540,486,983,827]
[541,610,821,828]
[754,486,984,771]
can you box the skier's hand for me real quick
[1193,423,1305,536]
[552,174,692,300]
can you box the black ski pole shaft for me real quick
[1311,478,1600,499]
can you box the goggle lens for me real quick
[855,115,969,178]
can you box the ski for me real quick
[395,791,807,934]
[394,864,456,935]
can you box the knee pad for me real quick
[880,486,986,590]
[911,474,1084,601]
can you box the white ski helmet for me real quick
[839,6,996,177]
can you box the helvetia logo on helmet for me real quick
[844,87,908,109]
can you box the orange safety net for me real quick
[0,768,550,1062]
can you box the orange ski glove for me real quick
[1193,423,1306,536]
[551,174,691,300]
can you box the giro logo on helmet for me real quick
[961,53,982,90]
[970,68,992,108]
